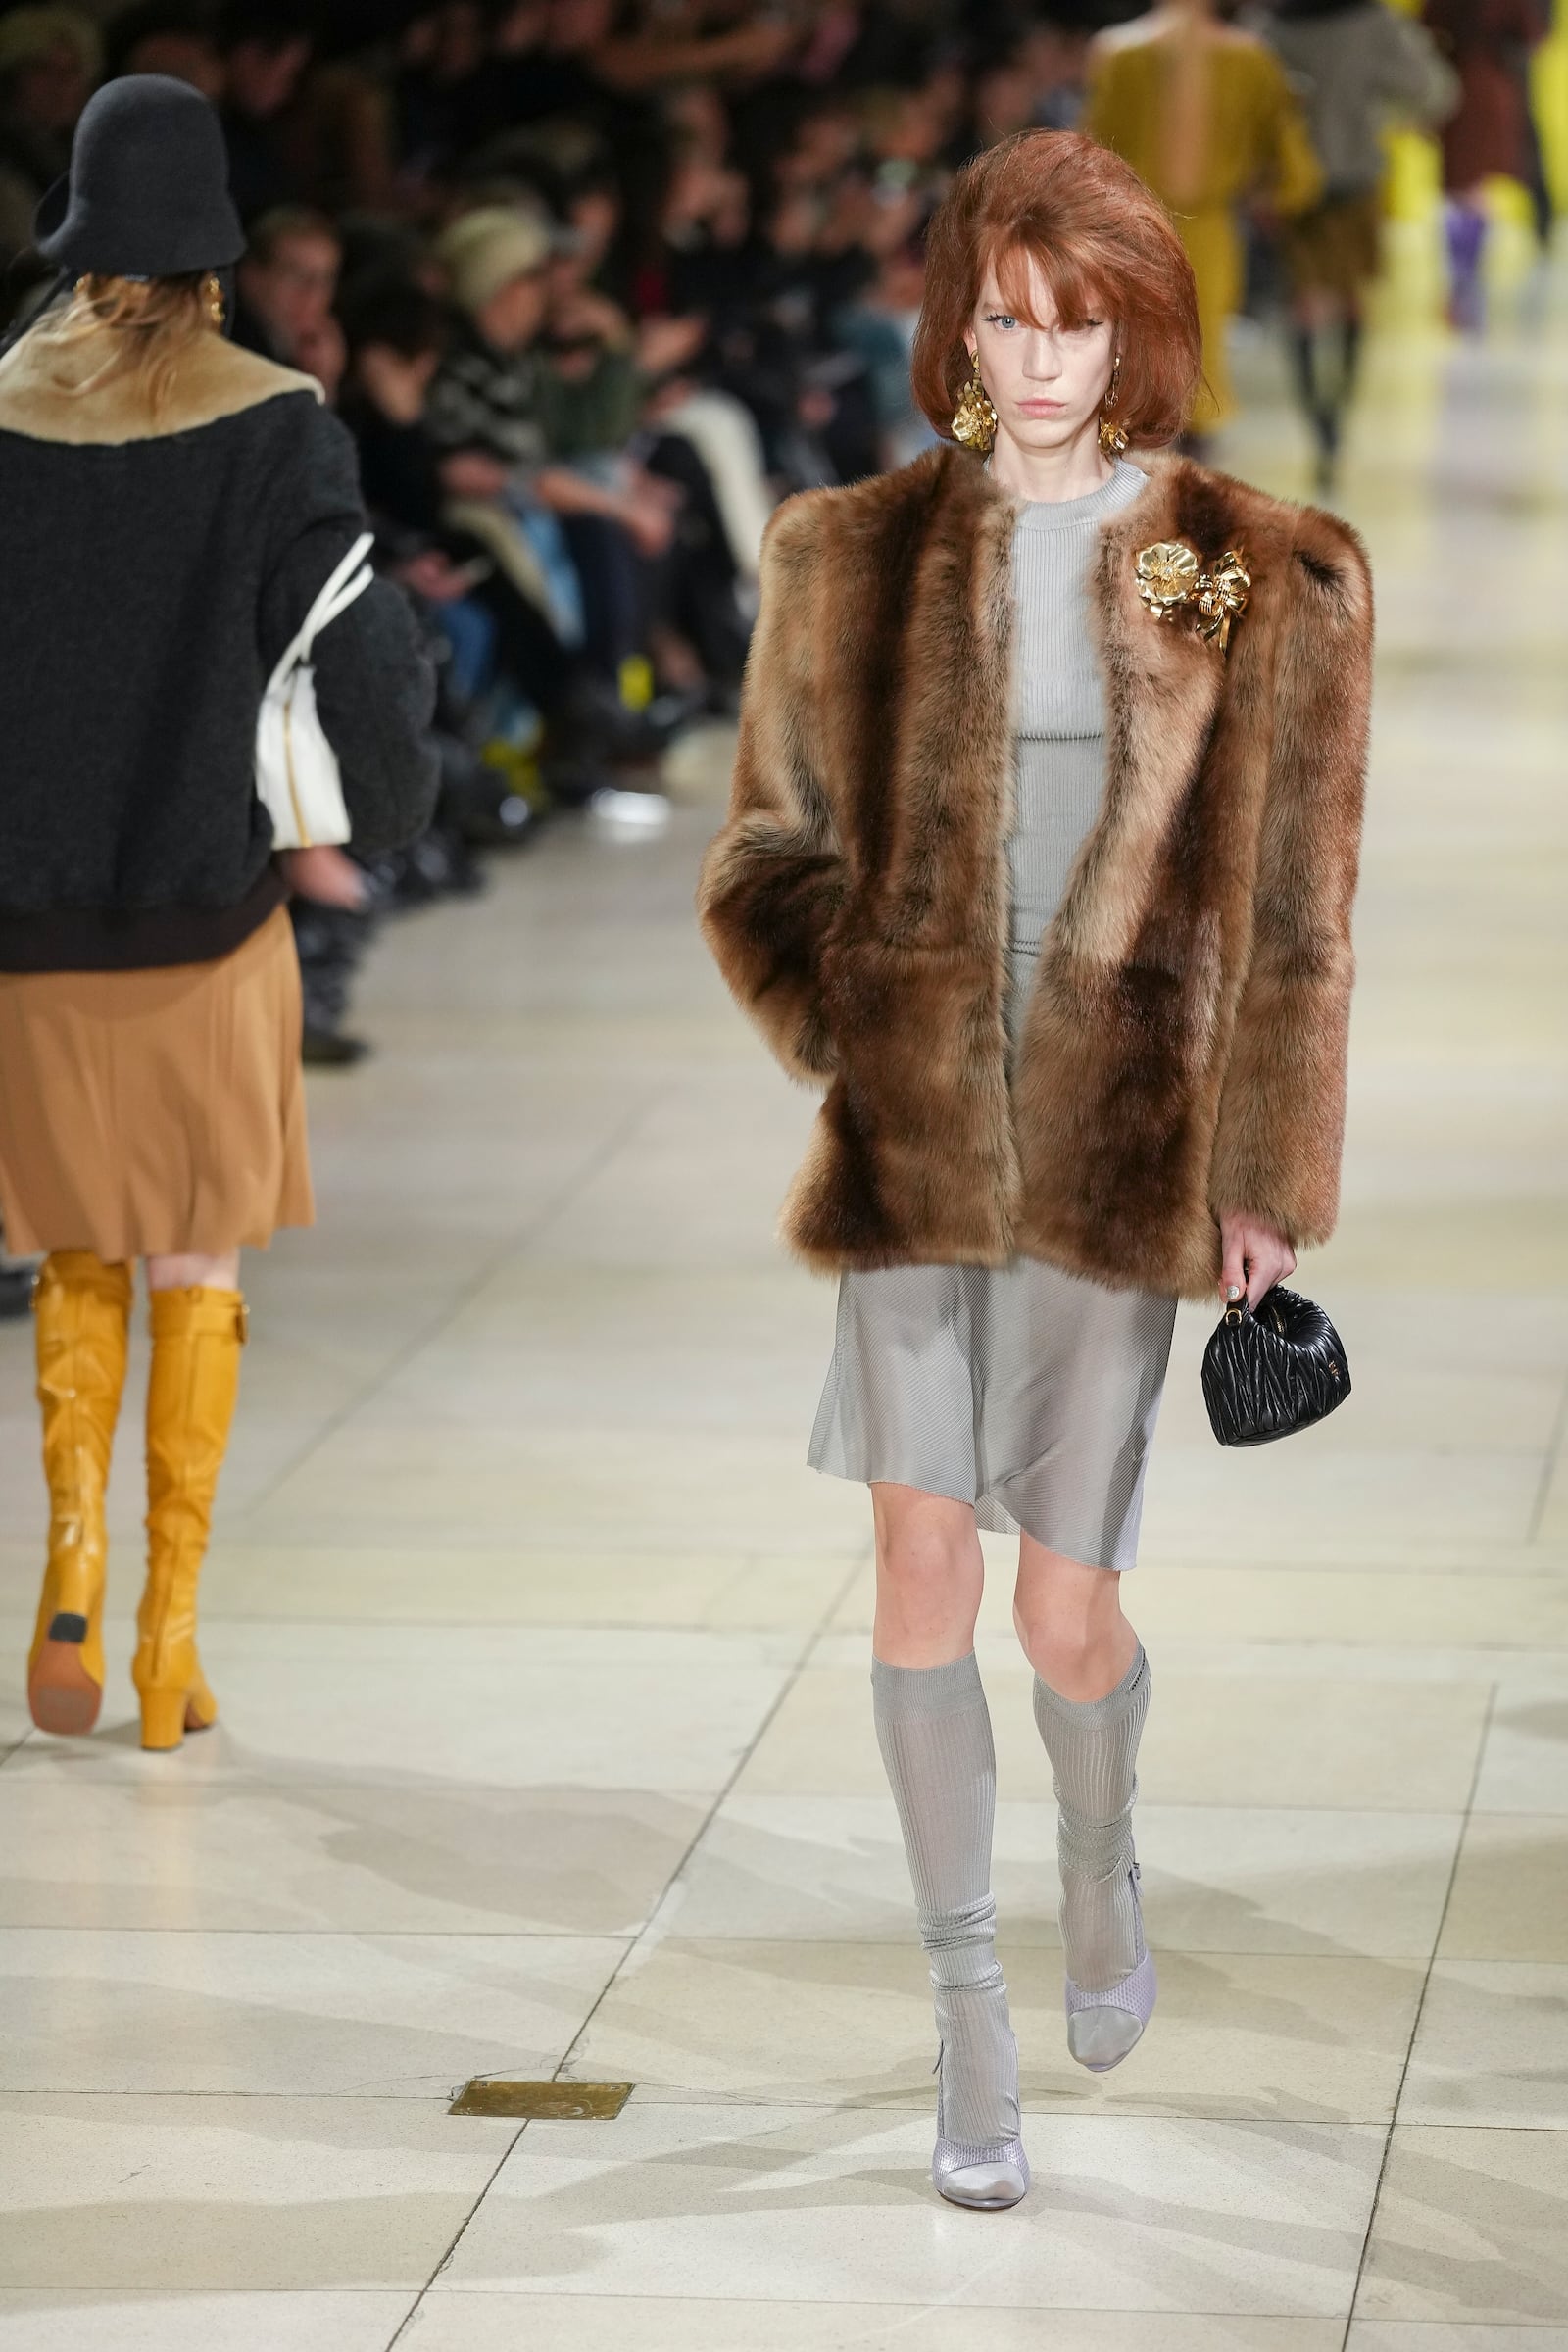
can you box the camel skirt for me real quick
[0,905,314,1261]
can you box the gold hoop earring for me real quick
[952,348,998,456]
[203,272,225,330]
[1099,351,1128,459]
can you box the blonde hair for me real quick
[32,272,218,414]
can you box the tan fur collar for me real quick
[0,324,320,446]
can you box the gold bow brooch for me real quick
[1135,540,1251,654]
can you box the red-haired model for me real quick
[700,132,1372,2211]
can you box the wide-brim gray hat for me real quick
[34,74,246,279]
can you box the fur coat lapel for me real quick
[1066,462,1227,968]
[698,442,1372,1299]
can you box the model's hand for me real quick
[620,485,678,556]
[1219,1214,1297,1310]
[394,550,471,605]
[278,845,368,911]
[440,450,511,501]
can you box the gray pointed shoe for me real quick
[1063,1861,1157,2074]
[931,2034,1030,2210]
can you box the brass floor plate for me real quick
[449,2079,633,2121]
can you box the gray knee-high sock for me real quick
[1032,1646,1150,1994]
[873,1651,1019,2147]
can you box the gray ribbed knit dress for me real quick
[808,462,1178,1571]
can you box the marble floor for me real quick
[2,267,1566,2352]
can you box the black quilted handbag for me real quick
[1201,1285,1350,1446]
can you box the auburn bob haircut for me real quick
[912,131,1202,448]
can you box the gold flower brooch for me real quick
[1135,540,1251,655]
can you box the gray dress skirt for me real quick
[808,466,1177,1572]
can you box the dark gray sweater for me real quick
[0,344,439,970]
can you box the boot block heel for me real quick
[138,1688,188,1751]
[138,1672,219,1752]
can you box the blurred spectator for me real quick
[104,3,223,97]
[280,844,378,1067]
[339,259,674,787]
[0,7,99,269]
[1423,0,1547,331]
[234,202,346,395]
[220,1,314,220]
[1087,0,1322,434]
[830,232,938,472]
[1023,24,1091,132]
[1260,0,1457,484]
[428,203,679,691]
[0,1218,39,1320]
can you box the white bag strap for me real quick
[265,530,376,699]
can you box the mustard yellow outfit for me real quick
[1087,30,1322,426]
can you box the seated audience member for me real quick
[220,2,315,221]
[0,7,98,270]
[105,4,224,98]
[341,270,677,787]
[427,203,682,699]
[234,203,346,398]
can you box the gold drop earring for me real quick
[1099,351,1128,458]
[203,273,225,330]
[952,347,998,456]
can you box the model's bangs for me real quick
[985,232,1113,332]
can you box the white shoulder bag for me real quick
[255,531,376,849]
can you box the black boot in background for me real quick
[290,897,376,1068]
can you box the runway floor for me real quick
[1,271,1566,2349]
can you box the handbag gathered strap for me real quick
[264,530,376,699]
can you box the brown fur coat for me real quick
[697,442,1372,1300]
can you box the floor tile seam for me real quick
[0,2092,1435,2124]
[0,1777,737,1802]
[0,1925,655,1940]
[1343,1675,1500,2329]
[0,2089,1522,2132]
[0,1788,1505,1818]
[1134,1568,1568,1583]
[387,2119,527,2348]
[0,1931,1462,1955]
[602,2093,1416,2123]
[1525,1364,1568,1542]
[418,2288,1370,2316]
[542,1552,872,2086]
[193,1613,857,1628]
[4,2085,572,2105]
[226,1086,667,1525]
[40,1543,1564,1563]
[799,1552,877,1668]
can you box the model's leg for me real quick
[1445,196,1488,334]
[28,1252,133,1734]
[1014,1539,1154,2073]
[1287,288,1346,495]
[136,1251,245,1752]
[872,1483,1027,2211]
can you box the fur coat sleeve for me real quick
[1207,516,1372,1249]
[696,498,846,1082]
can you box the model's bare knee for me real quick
[872,1485,984,1668]
[1013,1543,1136,1701]
[146,1251,240,1293]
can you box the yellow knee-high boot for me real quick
[28,1252,133,1736]
[135,1286,247,1752]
